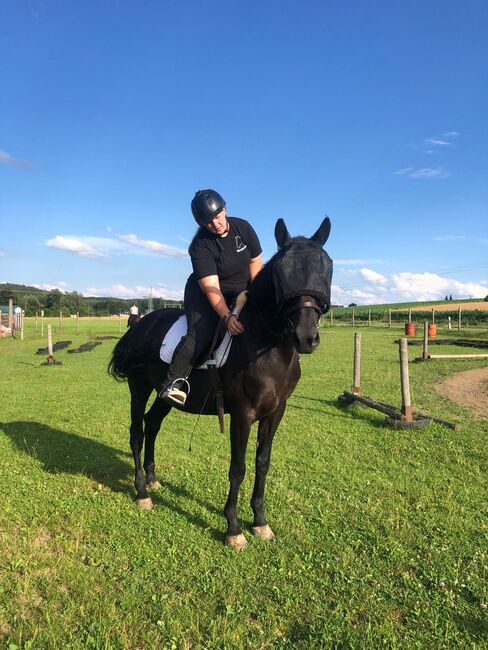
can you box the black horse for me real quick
[109,217,333,551]
[127,313,141,329]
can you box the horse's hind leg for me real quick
[143,397,172,489]
[128,373,153,509]
[250,401,286,541]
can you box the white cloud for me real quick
[46,236,110,259]
[394,167,449,179]
[425,138,451,147]
[422,131,459,153]
[332,268,487,305]
[45,233,188,260]
[83,284,184,300]
[359,268,388,284]
[434,235,468,241]
[434,235,488,245]
[394,167,414,175]
[0,149,33,168]
[118,234,188,257]
[32,282,68,292]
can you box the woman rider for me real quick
[160,189,263,405]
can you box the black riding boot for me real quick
[159,335,195,405]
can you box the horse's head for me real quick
[273,217,333,354]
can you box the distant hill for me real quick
[0,282,182,317]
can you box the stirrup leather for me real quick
[159,378,191,405]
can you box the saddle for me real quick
[159,291,247,368]
[159,292,248,432]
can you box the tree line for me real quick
[0,284,182,317]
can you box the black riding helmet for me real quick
[191,189,226,226]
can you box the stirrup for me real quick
[159,378,191,405]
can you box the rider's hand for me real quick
[226,314,244,336]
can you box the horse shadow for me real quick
[0,420,133,493]
[0,420,226,539]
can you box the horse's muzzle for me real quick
[293,330,320,354]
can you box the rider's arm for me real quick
[198,275,230,318]
[249,254,263,280]
[198,275,245,335]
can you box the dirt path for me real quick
[434,366,488,418]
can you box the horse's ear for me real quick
[275,218,291,248]
[310,216,331,247]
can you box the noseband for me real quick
[284,296,323,317]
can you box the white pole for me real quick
[352,332,361,394]
[47,324,53,357]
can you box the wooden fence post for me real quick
[76,312,80,335]
[458,307,461,332]
[399,338,413,421]
[8,298,14,329]
[119,313,122,334]
[352,332,361,394]
[47,324,53,357]
[408,308,412,323]
[41,310,44,337]
[352,308,355,326]
[423,321,429,360]
[330,308,333,326]
[432,307,435,324]
[368,309,371,327]
[388,309,392,328]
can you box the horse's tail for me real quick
[108,309,180,381]
[108,329,135,382]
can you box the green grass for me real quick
[1,319,487,649]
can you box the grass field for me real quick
[1,318,487,649]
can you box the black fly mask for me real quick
[272,218,333,313]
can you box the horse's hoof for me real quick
[225,534,248,552]
[147,480,162,489]
[137,497,153,510]
[251,524,275,540]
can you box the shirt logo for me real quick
[235,236,247,253]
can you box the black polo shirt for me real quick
[189,217,262,294]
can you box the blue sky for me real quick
[1,0,487,305]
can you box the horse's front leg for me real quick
[224,412,252,552]
[250,401,286,541]
[143,397,172,489]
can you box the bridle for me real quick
[284,296,323,317]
